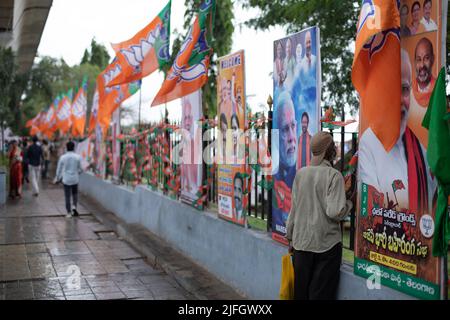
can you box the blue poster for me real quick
[272,27,321,244]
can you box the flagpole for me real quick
[138,88,142,130]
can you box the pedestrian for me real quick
[286,131,353,300]
[41,139,51,179]
[8,140,23,199]
[22,139,30,185]
[54,141,83,217]
[26,136,44,196]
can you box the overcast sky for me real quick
[36,0,288,125]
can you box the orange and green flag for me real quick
[27,111,45,136]
[88,87,99,135]
[108,1,171,87]
[41,98,60,139]
[352,0,401,151]
[71,79,88,137]
[55,89,74,135]
[151,0,215,107]
[97,59,141,131]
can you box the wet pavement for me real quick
[0,181,195,300]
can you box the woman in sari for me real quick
[8,140,23,199]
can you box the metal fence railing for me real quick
[97,113,358,245]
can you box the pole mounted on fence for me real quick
[267,95,273,233]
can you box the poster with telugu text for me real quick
[355,0,447,300]
[217,50,247,226]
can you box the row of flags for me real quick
[27,0,216,139]
[94,0,215,134]
[25,78,88,139]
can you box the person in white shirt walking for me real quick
[54,141,83,217]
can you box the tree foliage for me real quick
[81,39,111,70]
[0,47,17,136]
[170,0,234,117]
[241,0,359,115]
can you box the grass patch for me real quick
[0,154,9,189]
[0,154,8,168]
[247,215,268,231]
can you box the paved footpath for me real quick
[0,180,241,300]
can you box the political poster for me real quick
[111,109,121,182]
[217,50,247,226]
[75,137,93,171]
[355,0,447,300]
[272,27,322,244]
[179,90,204,206]
[94,123,106,178]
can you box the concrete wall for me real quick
[80,172,414,300]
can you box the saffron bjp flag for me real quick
[55,90,74,135]
[97,60,141,131]
[151,0,215,107]
[41,98,60,138]
[88,88,99,135]
[71,80,88,137]
[352,0,401,151]
[108,1,171,87]
[26,111,43,129]
[27,111,44,136]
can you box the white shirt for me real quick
[420,17,438,32]
[56,151,83,186]
[358,127,436,212]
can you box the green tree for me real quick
[0,47,16,149]
[87,39,111,70]
[241,0,359,115]
[171,0,234,117]
[81,49,90,65]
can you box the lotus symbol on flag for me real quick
[363,29,400,60]
[358,0,376,33]
[103,64,122,86]
[120,25,162,72]
[59,101,71,120]
[178,62,208,82]
[73,96,86,117]
[46,108,54,122]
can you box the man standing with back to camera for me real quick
[286,132,353,300]
[54,141,83,218]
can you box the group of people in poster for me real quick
[272,27,320,243]
[355,0,445,299]
[217,51,247,225]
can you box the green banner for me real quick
[354,257,440,300]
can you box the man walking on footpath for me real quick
[26,136,44,196]
[286,132,353,300]
[54,141,83,217]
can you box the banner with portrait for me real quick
[217,50,247,226]
[111,109,121,182]
[75,137,93,171]
[94,123,106,178]
[272,27,322,244]
[355,0,447,300]
[179,90,203,206]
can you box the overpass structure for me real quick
[0,0,53,74]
